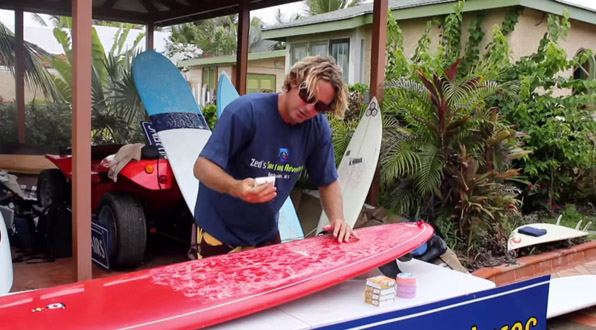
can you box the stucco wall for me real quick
[0,68,48,103]
[510,8,596,61]
[346,7,595,89]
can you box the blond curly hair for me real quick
[283,56,348,118]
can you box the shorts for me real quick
[196,226,281,259]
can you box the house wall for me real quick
[186,57,285,107]
[510,8,596,61]
[340,7,596,91]
[0,68,47,103]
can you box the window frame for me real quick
[289,38,350,78]
[246,73,277,94]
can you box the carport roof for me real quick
[0,0,298,26]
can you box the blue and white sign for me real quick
[316,276,550,330]
[141,121,167,157]
[91,221,110,270]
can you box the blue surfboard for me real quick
[132,50,211,216]
[216,73,305,242]
[216,72,238,118]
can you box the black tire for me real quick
[97,192,147,269]
[37,169,68,208]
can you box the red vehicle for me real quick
[37,144,189,269]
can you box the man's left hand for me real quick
[322,219,360,243]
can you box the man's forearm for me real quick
[194,156,237,196]
[319,180,344,222]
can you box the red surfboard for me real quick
[2,222,433,330]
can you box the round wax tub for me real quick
[397,291,416,299]
[396,285,417,293]
[396,273,416,285]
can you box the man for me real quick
[193,56,359,259]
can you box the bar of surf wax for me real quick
[366,275,396,290]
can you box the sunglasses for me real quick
[298,85,334,113]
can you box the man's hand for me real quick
[323,219,360,243]
[231,178,277,203]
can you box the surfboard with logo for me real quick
[317,97,383,233]
[132,50,211,215]
[216,73,304,242]
[0,222,433,329]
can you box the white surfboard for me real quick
[508,223,589,251]
[0,211,13,294]
[208,259,496,330]
[548,275,596,318]
[133,51,212,216]
[316,97,383,233]
[216,73,304,242]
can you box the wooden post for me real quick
[235,0,249,95]
[15,10,26,143]
[369,0,388,102]
[72,0,93,282]
[146,22,154,51]
[366,0,389,207]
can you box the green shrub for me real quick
[0,101,72,147]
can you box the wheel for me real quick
[37,169,68,208]
[97,192,147,269]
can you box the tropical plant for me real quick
[492,12,596,210]
[49,17,146,144]
[166,16,272,60]
[0,22,61,101]
[0,101,71,146]
[381,60,527,254]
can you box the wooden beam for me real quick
[369,0,388,102]
[151,0,300,25]
[154,0,183,10]
[236,0,249,95]
[15,10,25,144]
[366,0,388,207]
[0,0,152,24]
[146,22,155,51]
[72,0,93,282]
[101,0,118,10]
[140,0,159,14]
[151,0,238,24]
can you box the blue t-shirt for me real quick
[194,93,338,246]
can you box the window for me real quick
[573,50,595,95]
[247,74,276,93]
[310,42,328,57]
[290,38,350,79]
[291,43,308,66]
[202,66,217,91]
[330,39,349,78]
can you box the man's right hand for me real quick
[231,178,277,203]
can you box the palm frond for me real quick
[385,178,421,217]
[381,142,421,183]
[0,23,61,101]
[415,144,444,195]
